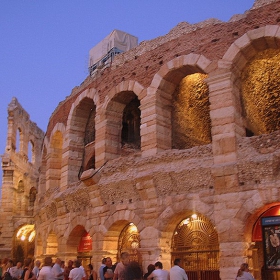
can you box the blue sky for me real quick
[0,0,255,186]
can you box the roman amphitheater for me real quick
[1,0,280,279]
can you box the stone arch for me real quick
[64,215,89,238]
[46,124,65,191]
[28,138,35,164]
[102,210,144,233]
[96,210,144,262]
[142,54,213,155]
[13,223,35,261]
[64,88,97,187]
[221,25,280,137]
[96,80,145,166]
[139,204,218,271]
[156,204,215,246]
[65,225,91,260]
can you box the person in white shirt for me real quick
[32,261,41,279]
[52,259,64,280]
[113,252,129,280]
[147,262,169,280]
[169,259,188,280]
[10,262,23,280]
[69,260,85,280]
[37,257,54,280]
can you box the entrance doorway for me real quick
[117,223,141,263]
[171,214,220,280]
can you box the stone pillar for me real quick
[219,241,249,280]
[141,88,172,157]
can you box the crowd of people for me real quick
[0,255,189,280]
[99,255,188,280]
[0,256,255,280]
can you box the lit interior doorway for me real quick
[117,223,141,263]
[171,214,220,280]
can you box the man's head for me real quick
[34,260,41,267]
[74,260,81,268]
[120,252,129,265]
[44,257,53,267]
[68,260,73,267]
[174,258,182,267]
[16,262,22,269]
[154,262,163,269]
[56,258,62,265]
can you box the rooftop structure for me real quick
[88,29,138,75]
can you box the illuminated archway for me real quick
[14,224,35,261]
[118,223,140,263]
[171,214,220,280]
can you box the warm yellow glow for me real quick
[191,214,197,220]
[130,224,138,233]
[16,224,35,242]
[241,49,280,134]
[28,230,36,242]
[183,218,190,225]
[172,72,211,149]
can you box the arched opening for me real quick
[67,225,92,267]
[105,91,140,159]
[121,97,141,152]
[68,97,96,181]
[28,140,34,163]
[241,49,280,136]
[14,224,35,261]
[83,106,96,171]
[148,55,212,152]
[117,223,141,263]
[172,73,211,149]
[15,128,21,152]
[171,214,220,280]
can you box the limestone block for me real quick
[197,55,211,71]
[210,106,235,123]
[150,73,164,89]
[208,75,232,93]
[211,123,236,136]
[223,42,241,64]
[214,153,237,165]
[182,53,200,66]
[264,25,279,48]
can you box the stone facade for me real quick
[0,97,44,260]
[1,1,280,280]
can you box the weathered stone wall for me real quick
[0,97,44,258]
[35,1,280,278]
